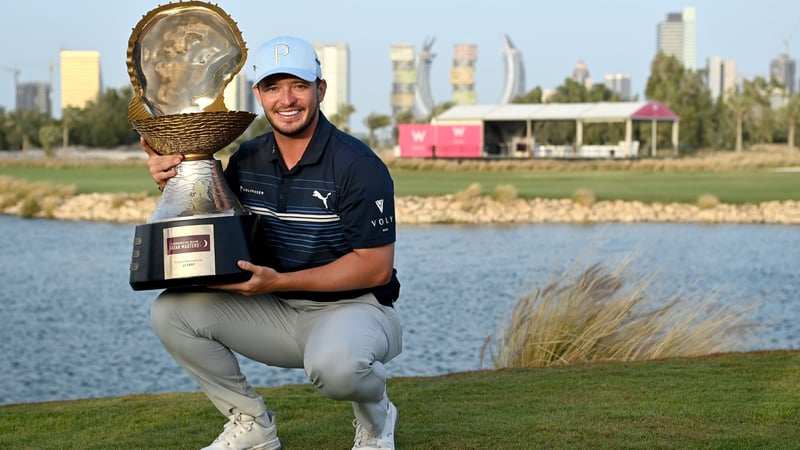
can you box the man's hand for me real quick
[212,244,395,297]
[211,260,282,296]
[142,136,184,191]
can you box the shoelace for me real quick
[352,420,380,447]
[214,414,255,445]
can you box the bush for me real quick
[572,188,597,207]
[19,197,41,218]
[454,182,483,212]
[697,193,720,210]
[482,258,754,368]
[492,183,518,204]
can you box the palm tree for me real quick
[785,93,800,152]
[61,107,81,148]
[725,86,752,153]
[328,104,356,132]
[364,112,391,149]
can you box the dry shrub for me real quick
[19,197,41,218]
[0,176,76,216]
[453,182,483,212]
[482,258,754,369]
[111,193,129,209]
[697,193,720,210]
[492,183,518,204]
[572,188,597,207]
[39,196,61,218]
[381,149,800,173]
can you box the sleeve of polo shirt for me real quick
[337,156,396,249]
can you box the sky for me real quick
[2,0,800,134]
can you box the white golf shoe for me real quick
[352,400,397,449]
[201,412,281,450]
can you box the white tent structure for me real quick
[431,101,680,158]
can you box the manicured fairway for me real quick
[1,165,798,203]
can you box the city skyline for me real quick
[2,0,800,134]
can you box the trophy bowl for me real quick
[126,1,261,291]
[132,111,256,157]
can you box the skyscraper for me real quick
[390,38,436,121]
[17,81,51,116]
[451,43,477,105]
[223,73,251,113]
[498,33,526,104]
[572,60,592,89]
[603,73,632,100]
[770,52,797,96]
[314,42,350,127]
[413,37,436,120]
[389,44,416,117]
[706,56,737,102]
[657,6,697,71]
[60,50,101,110]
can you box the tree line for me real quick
[1,53,799,154]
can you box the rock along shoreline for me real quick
[4,193,799,225]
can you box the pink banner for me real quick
[435,125,482,157]
[398,124,435,157]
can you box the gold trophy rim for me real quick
[126,1,255,157]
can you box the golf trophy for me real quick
[127,1,259,290]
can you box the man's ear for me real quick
[317,79,327,103]
[252,85,263,108]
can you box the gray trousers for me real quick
[150,289,403,433]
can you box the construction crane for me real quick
[0,65,20,111]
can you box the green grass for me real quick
[1,351,798,449]
[390,169,800,204]
[0,166,154,194]
[0,165,798,204]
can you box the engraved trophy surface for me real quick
[127,1,259,290]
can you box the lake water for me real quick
[1,215,798,405]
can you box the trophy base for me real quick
[129,214,259,291]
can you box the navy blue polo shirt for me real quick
[224,114,400,306]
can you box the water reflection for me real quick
[0,216,797,405]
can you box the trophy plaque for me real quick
[126,1,259,290]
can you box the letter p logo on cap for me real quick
[273,43,290,64]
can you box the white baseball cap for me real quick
[252,36,322,85]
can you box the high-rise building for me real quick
[314,42,349,127]
[451,43,477,105]
[60,50,101,110]
[706,56,737,102]
[413,37,436,120]
[657,6,697,71]
[223,73,251,113]
[572,60,592,89]
[17,81,51,116]
[770,52,797,96]
[498,33,526,104]
[390,44,416,118]
[390,38,435,121]
[603,73,632,100]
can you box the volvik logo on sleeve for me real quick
[371,199,394,231]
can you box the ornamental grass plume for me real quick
[482,258,754,369]
[697,193,721,210]
[0,176,76,216]
[492,183,518,204]
[454,182,483,212]
[571,188,597,207]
